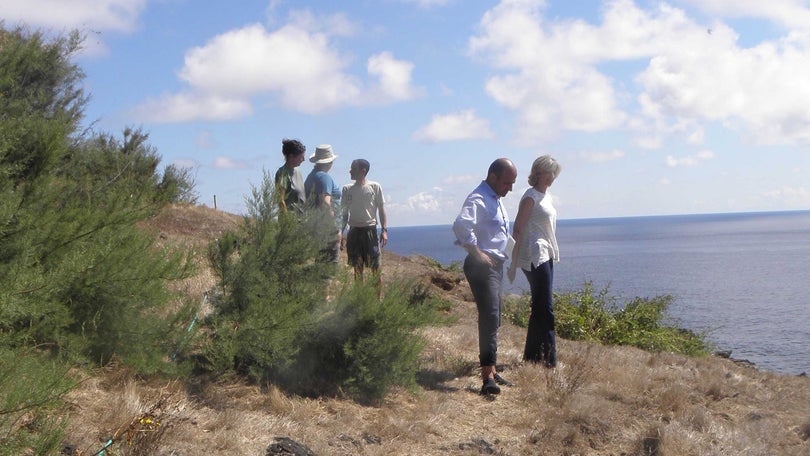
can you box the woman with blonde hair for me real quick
[508,155,562,367]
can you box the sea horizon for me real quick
[387,208,810,230]
[385,209,810,375]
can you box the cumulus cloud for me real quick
[213,156,249,169]
[136,12,420,122]
[675,0,810,29]
[386,188,468,225]
[665,150,715,167]
[1,0,145,32]
[412,109,494,142]
[470,0,810,146]
[367,51,423,103]
[176,22,360,114]
[469,0,628,143]
[132,92,253,123]
[402,192,442,212]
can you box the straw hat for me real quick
[309,144,338,164]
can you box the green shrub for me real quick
[419,255,462,273]
[203,171,333,378]
[0,24,199,454]
[504,282,710,356]
[1,26,197,370]
[282,279,443,403]
[0,348,74,456]
[204,172,445,402]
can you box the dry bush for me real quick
[543,343,598,406]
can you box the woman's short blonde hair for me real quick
[528,155,561,187]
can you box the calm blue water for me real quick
[386,211,810,375]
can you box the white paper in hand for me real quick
[505,236,516,259]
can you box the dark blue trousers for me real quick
[522,260,557,367]
[463,254,503,367]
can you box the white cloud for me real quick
[386,188,467,226]
[173,158,199,169]
[402,192,441,212]
[686,126,705,145]
[762,185,810,205]
[133,92,252,123]
[443,174,479,185]
[665,150,715,167]
[580,149,626,163]
[676,0,810,29]
[471,0,810,146]
[366,52,423,103]
[0,0,145,32]
[137,13,421,122]
[412,109,494,142]
[284,9,358,37]
[177,22,360,113]
[213,156,249,169]
[469,0,629,143]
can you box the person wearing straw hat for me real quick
[305,144,342,263]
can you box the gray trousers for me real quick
[463,253,504,367]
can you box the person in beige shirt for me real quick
[340,159,388,286]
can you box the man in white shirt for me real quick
[340,159,388,286]
[453,158,517,395]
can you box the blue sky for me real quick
[4,0,810,226]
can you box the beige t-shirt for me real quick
[341,181,385,227]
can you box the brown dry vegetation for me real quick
[61,205,810,455]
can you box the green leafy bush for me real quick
[504,282,709,356]
[204,172,445,402]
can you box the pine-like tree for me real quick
[205,171,446,403]
[1,24,198,454]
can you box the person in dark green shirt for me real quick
[274,138,307,213]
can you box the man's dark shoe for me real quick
[481,377,501,395]
[493,373,514,387]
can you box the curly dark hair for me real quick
[281,138,306,157]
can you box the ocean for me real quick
[385,210,810,376]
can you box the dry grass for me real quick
[59,205,810,455]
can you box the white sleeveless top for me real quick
[515,187,559,270]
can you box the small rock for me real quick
[458,438,495,454]
[266,436,315,456]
